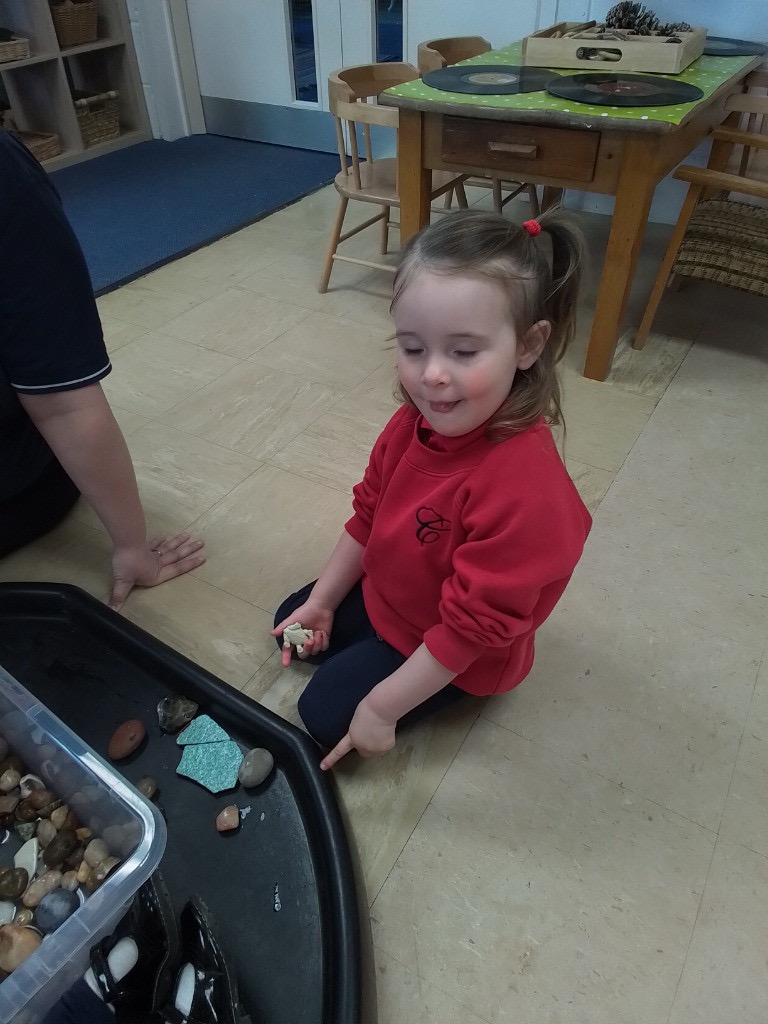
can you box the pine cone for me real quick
[605,2,660,33]
[656,21,692,34]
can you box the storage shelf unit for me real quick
[0,0,150,168]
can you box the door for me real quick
[183,0,547,152]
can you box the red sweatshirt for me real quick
[345,405,591,696]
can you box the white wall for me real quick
[403,0,553,62]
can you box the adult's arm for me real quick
[19,383,204,610]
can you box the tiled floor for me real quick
[2,185,766,1023]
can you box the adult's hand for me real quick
[109,532,205,612]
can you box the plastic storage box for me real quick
[0,665,166,1024]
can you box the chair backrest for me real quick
[417,36,492,73]
[328,62,419,191]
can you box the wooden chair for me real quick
[417,36,540,217]
[633,92,768,350]
[319,62,468,293]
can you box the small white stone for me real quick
[14,838,39,881]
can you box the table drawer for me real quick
[441,117,600,182]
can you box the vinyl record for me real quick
[422,64,559,95]
[702,36,767,57]
[546,72,704,107]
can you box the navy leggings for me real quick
[274,580,467,749]
[40,980,114,1024]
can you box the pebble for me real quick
[49,806,70,831]
[136,776,157,800]
[12,822,36,843]
[35,889,80,933]
[0,901,15,926]
[216,806,239,833]
[36,820,57,849]
[0,869,28,902]
[237,748,274,788]
[86,856,120,892]
[0,925,42,972]
[0,770,20,793]
[12,909,32,927]
[22,869,63,909]
[157,695,198,734]
[61,871,79,892]
[107,720,146,760]
[13,838,39,881]
[0,795,19,816]
[43,828,78,868]
[84,838,109,869]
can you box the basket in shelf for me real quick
[49,0,98,49]
[73,89,120,147]
[0,34,31,63]
[10,129,62,162]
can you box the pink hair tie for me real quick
[523,219,542,237]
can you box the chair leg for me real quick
[380,205,390,254]
[526,184,540,218]
[455,181,468,209]
[443,190,453,210]
[492,178,503,215]
[318,195,349,294]
[633,183,703,350]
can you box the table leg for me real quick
[582,137,659,381]
[397,109,431,242]
[541,186,563,211]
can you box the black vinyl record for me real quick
[702,36,767,57]
[546,72,704,107]
[423,64,559,95]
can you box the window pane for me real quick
[376,0,403,63]
[290,0,318,102]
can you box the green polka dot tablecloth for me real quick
[384,42,756,128]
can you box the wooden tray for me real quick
[522,21,707,74]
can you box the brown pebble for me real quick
[75,827,92,844]
[12,909,33,927]
[84,838,109,869]
[61,871,79,892]
[22,870,63,909]
[43,828,78,868]
[76,861,92,886]
[136,776,157,800]
[0,869,29,901]
[85,856,120,892]
[36,820,57,848]
[49,806,70,831]
[107,720,146,760]
[0,925,42,972]
[216,806,240,833]
[26,789,54,812]
[0,770,20,794]
[14,799,39,823]
[0,795,19,816]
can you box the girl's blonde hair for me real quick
[391,209,584,440]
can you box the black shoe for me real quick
[90,870,180,1019]
[158,897,251,1024]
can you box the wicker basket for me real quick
[74,89,119,147]
[0,35,31,63]
[49,0,98,49]
[673,199,768,297]
[11,129,61,162]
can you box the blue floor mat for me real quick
[51,134,339,295]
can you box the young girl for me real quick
[272,209,591,771]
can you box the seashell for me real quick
[0,903,14,926]
[0,925,42,972]
[238,748,275,788]
[107,720,146,760]
[215,805,240,832]
[18,775,44,799]
[157,695,198,734]
[13,838,39,881]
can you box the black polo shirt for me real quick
[0,129,110,501]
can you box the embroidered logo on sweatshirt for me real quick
[415,506,451,545]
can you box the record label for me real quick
[546,72,704,107]
[423,65,559,95]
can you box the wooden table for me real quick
[381,50,762,380]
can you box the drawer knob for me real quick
[487,141,538,158]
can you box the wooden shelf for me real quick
[0,0,150,168]
[0,52,58,71]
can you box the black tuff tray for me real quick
[0,583,374,1024]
